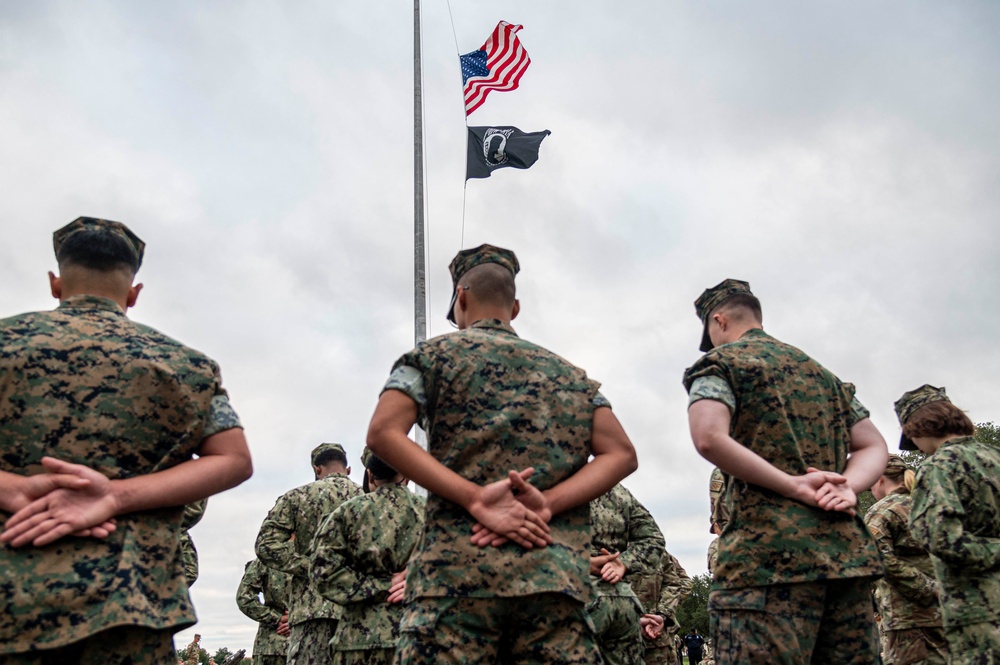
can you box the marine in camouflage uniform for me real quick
[366,244,638,665]
[864,455,947,665]
[311,454,426,665]
[895,385,1000,665]
[237,558,291,665]
[181,499,208,587]
[707,467,730,579]
[589,484,665,664]
[632,551,692,665]
[683,279,886,664]
[0,218,250,665]
[255,443,363,665]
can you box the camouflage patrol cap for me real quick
[53,216,145,270]
[884,454,908,474]
[693,279,753,352]
[894,384,951,451]
[360,445,373,468]
[447,243,520,324]
[311,442,347,466]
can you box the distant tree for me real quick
[212,647,233,664]
[675,572,711,637]
[975,421,1000,447]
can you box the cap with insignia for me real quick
[311,442,347,467]
[446,243,520,324]
[894,384,951,451]
[53,216,145,270]
[693,279,754,353]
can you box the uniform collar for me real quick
[468,318,518,336]
[939,435,977,449]
[56,294,125,315]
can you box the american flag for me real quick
[460,21,531,117]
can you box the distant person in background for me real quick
[237,557,291,665]
[684,628,705,665]
[896,385,1000,662]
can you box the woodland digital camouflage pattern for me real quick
[588,484,664,665]
[893,384,951,451]
[180,499,208,587]
[236,558,291,664]
[683,328,882,589]
[0,294,242,655]
[53,216,146,268]
[0,626,176,665]
[692,278,753,352]
[864,489,946,665]
[384,318,603,603]
[909,435,1000,661]
[254,472,363,665]
[311,481,425,663]
[630,552,692,665]
[709,467,729,532]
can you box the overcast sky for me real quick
[2,0,999,656]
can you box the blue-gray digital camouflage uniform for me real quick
[589,484,665,665]
[896,385,1000,664]
[683,278,883,665]
[311,481,426,665]
[382,242,609,665]
[237,558,291,665]
[863,455,947,665]
[0,218,243,663]
[255,455,363,665]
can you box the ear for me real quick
[345,465,351,476]
[48,271,62,300]
[456,287,469,315]
[712,311,727,331]
[511,299,520,321]
[125,282,143,309]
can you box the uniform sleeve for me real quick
[255,493,309,577]
[910,461,1000,573]
[686,376,736,414]
[311,504,392,605]
[180,532,199,587]
[203,393,243,437]
[618,488,666,575]
[848,397,870,427]
[864,504,938,606]
[657,554,693,619]
[593,391,611,409]
[236,560,284,627]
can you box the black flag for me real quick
[466,126,551,180]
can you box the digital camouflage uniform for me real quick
[631,552,692,665]
[864,488,947,665]
[237,558,291,665]
[589,484,665,665]
[311,482,426,665]
[181,499,208,587]
[908,435,1000,664]
[684,286,882,664]
[383,306,607,664]
[707,467,730,579]
[0,223,242,665]
[255,473,363,665]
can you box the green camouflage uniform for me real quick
[684,327,882,664]
[383,316,606,665]
[589,484,664,665]
[864,489,947,665]
[237,558,291,665]
[255,474,363,665]
[0,293,242,663]
[181,499,208,587]
[311,482,426,665]
[909,436,1000,664]
[707,467,730,579]
[631,552,692,665]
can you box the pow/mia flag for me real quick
[467,126,551,180]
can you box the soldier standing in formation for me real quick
[181,499,209,587]
[706,467,729,578]
[635,550,693,665]
[366,244,638,664]
[0,217,252,664]
[255,443,363,665]
[237,557,291,665]
[684,278,888,663]
[588,484,665,664]
[896,385,1000,662]
[864,454,947,665]
[311,452,425,664]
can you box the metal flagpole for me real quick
[413,0,427,346]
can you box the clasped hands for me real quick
[794,467,859,517]
[468,468,552,550]
[1,457,119,548]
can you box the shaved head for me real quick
[460,263,516,310]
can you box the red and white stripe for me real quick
[464,21,531,116]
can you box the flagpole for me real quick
[413,0,427,346]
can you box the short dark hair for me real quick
[313,448,348,468]
[366,454,399,481]
[461,263,516,309]
[57,229,140,274]
[902,401,975,440]
[715,293,762,322]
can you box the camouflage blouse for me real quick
[237,558,291,657]
[384,318,603,603]
[0,295,241,653]
[683,328,882,589]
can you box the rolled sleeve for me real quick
[688,376,736,415]
[203,393,243,437]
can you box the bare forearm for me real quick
[543,451,636,519]
[843,419,888,494]
[0,471,26,513]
